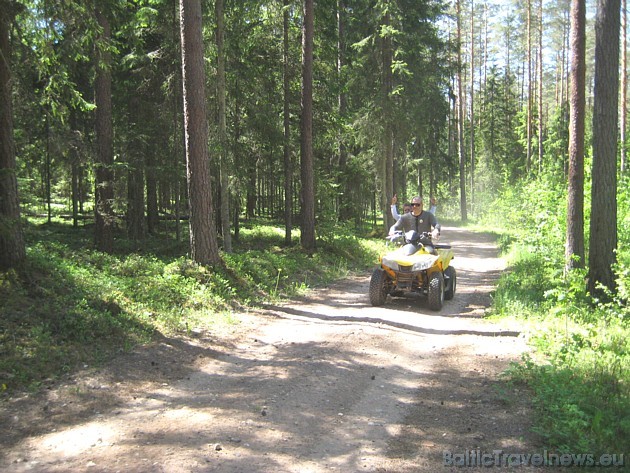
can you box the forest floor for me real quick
[0,227,556,472]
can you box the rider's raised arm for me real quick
[391,204,400,220]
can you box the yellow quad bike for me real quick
[369,230,456,311]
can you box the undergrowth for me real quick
[0,218,383,393]
[486,174,630,457]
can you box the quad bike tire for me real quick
[427,271,444,311]
[444,265,457,301]
[369,268,389,306]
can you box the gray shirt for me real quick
[391,211,440,235]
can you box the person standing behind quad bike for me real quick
[390,194,412,220]
[390,196,441,240]
[429,196,437,216]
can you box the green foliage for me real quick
[0,219,381,393]
[489,176,630,456]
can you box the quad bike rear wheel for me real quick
[369,268,389,306]
[427,271,444,311]
[444,266,457,300]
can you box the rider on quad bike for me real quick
[390,195,440,242]
[369,196,456,310]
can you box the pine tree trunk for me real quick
[127,163,145,241]
[469,0,475,212]
[589,0,620,296]
[216,0,231,253]
[0,2,26,270]
[526,0,533,173]
[300,0,316,252]
[94,6,115,254]
[146,157,158,235]
[537,0,544,172]
[565,0,586,272]
[337,0,351,222]
[456,0,467,222]
[621,0,627,173]
[283,0,293,245]
[179,0,221,265]
[382,5,394,233]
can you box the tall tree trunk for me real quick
[537,0,544,172]
[469,0,475,212]
[179,0,221,265]
[557,9,570,106]
[382,5,394,233]
[482,3,488,105]
[127,162,145,241]
[456,0,467,221]
[282,0,293,245]
[621,0,627,173]
[45,111,51,224]
[71,159,79,227]
[146,155,158,235]
[232,75,242,240]
[283,0,293,245]
[0,1,26,270]
[127,97,146,241]
[589,0,620,296]
[300,0,315,252]
[337,0,351,222]
[94,6,115,254]
[526,0,533,173]
[216,0,231,253]
[565,0,586,273]
[171,0,182,241]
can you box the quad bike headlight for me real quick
[381,258,399,271]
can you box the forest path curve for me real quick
[0,227,553,472]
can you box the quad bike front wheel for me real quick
[427,271,444,311]
[369,268,389,306]
[444,266,456,301]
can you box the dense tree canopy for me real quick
[0,0,626,295]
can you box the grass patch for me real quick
[493,241,630,456]
[483,174,630,456]
[0,218,382,394]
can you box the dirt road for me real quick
[1,227,551,472]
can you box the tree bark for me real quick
[146,156,158,235]
[337,0,351,222]
[283,0,293,245]
[589,0,620,296]
[537,0,544,172]
[565,0,586,272]
[216,0,231,253]
[126,96,146,241]
[0,1,26,270]
[621,0,627,173]
[127,161,145,241]
[469,0,475,212]
[456,0,467,221]
[94,6,115,254]
[526,0,533,173]
[179,0,221,265]
[300,0,315,252]
[382,5,394,233]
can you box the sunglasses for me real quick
[412,203,422,207]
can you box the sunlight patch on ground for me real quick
[36,422,117,457]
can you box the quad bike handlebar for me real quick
[387,230,451,249]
